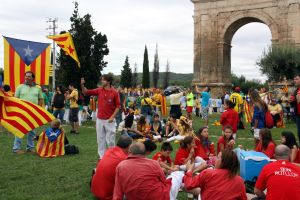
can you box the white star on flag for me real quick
[24,45,33,57]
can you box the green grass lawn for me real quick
[0,114,297,200]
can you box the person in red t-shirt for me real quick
[217,125,235,154]
[195,126,215,161]
[91,135,132,200]
[113,142,185,200]
[81,74,121,158]
[281,131,300,163]
[220,99,239,139]
[153,142,179,174]
[291,74,300,143]
[184,149,247,200]
[254,128,276,158]
[174,136,206,171]
[254,145,300,200]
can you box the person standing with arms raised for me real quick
[81,74,121,159]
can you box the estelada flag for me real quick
[3,36,51,92]
[244,100,253,124]
[47,32,80,67]
[161,95,167,117]
[0,90,55,138]
[36,127,65,158]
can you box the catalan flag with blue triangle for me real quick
[3,36,51,92]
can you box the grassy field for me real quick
[0,114,297,200]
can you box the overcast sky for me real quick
[0,0,271,82]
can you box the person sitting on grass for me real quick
[166,116,193,142]
[91,135,132,200]
[254,128,276,159]
[174,136,206,172]
[254,145,300,200]
[217,125,235,154]
[220,99,239,139]
[113,142,185,200]
[165,113,180,138]
[153,142,179,174]
[195,126,215,162]
[281,131,300,163]
[184,150,247,200]
[150,114,163,137]
[118,113,137,138]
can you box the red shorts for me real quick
[186,106,193,113]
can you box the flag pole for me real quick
[47,18,58,91]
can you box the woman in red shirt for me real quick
[255,128,276,158]
[217,125,235,154]
[174,136,195,165]
[281,131,300,163]
[195,127,215,161]
[220,99,239,139]
[184,149,247,200]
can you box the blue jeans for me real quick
[13,130,35,152]
[53,109,65,122]
[115,110,123,127]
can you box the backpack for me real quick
[65,144,79,155]
[265,111,274,128]
[53,93,65,109]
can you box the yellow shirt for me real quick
[230,92,243,113]
[268,104,282,114]
[152,94,162,106]
[141,97,153,106]
[69,89,79,108]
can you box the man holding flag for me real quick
[12,71,43,154]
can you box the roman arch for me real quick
[191,0,300,95]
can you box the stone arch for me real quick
[220,10,279,44]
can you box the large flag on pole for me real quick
[0,90,55,138]
[47,32,80,67]
[3,36,51,92]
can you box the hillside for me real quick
[115,72,193,88]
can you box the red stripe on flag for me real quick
[9,45,15,92]
[44,139,50,157]
[52,36,68,42]
[5,101,44,125]
[5,111,35,130]
[40,50,46,84]
[25,101,53,122]
[20,59,26,84]
[38,132,46,155]
[3,119,28,134]
[51,140,57,157]
[58,134,63,155]
[31,59,36,76]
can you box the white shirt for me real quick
[169,92,183,105]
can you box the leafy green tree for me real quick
[257,44,300,81]
[142,45,150,88]
[120,56,132,88]
[231,73,267,94]
[56,2,109,89]
[153,44,159,88]
[163,60,170,89]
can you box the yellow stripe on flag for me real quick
[4,39,10,86]
[35,55,41,84]
[14,53,21,87]
[45,46,51,84]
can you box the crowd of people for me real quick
[7,71,300,199]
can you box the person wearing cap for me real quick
[268,98,282,128]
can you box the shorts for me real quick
[186,106,193,113]
[69,108,79,122]
[201,106,209,119]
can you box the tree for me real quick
[163,60,170,89]
[120,56,132,88]
[257,44,300,81]
[153,44,160,88]
[132,63,138,88]
[56,2,109,89]
[142,45,150,88]
[231,73,267,94]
